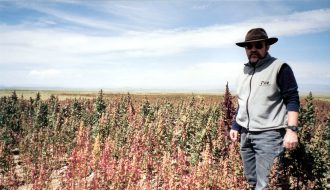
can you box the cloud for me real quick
[227,9,330,45]
[1,8,330,63]
[256,9,330,37]
[12,1,166,33]
[1,5,330,90]
[290,61,330,86]
[29,69,61,78]
[92,61,241,89]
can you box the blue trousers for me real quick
[240,128,285,190]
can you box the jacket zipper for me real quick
[246,66,256,131]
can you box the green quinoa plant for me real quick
[283,92,329,189]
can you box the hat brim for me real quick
[236,37,278,47]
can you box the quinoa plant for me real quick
[283,92,329,189]
[221,82,236,137]
[95,89,106,117]
[0,91,22,173]
[34,101,49,128]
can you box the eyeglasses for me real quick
[245,42,264,50]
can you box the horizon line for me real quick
[1,86,329,96]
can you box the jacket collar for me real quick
[245,53,276,68]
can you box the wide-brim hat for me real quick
[236,28,278,47]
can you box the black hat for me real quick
[236,28,278,47]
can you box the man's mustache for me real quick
[249,52,262,58]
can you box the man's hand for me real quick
[230,129,239,142]
[283,129,298,150]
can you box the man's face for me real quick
[245,41,268,64]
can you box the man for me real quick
[230,28,300,190]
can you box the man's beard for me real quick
[248,52,263,63]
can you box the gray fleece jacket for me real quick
[235,54,288,131]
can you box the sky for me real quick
[1,0,330,93]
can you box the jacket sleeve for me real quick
[277,64,300,112]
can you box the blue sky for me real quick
[1,0,330,93]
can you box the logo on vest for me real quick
[259,81,270,86]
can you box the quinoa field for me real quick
[0,89,329,190]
